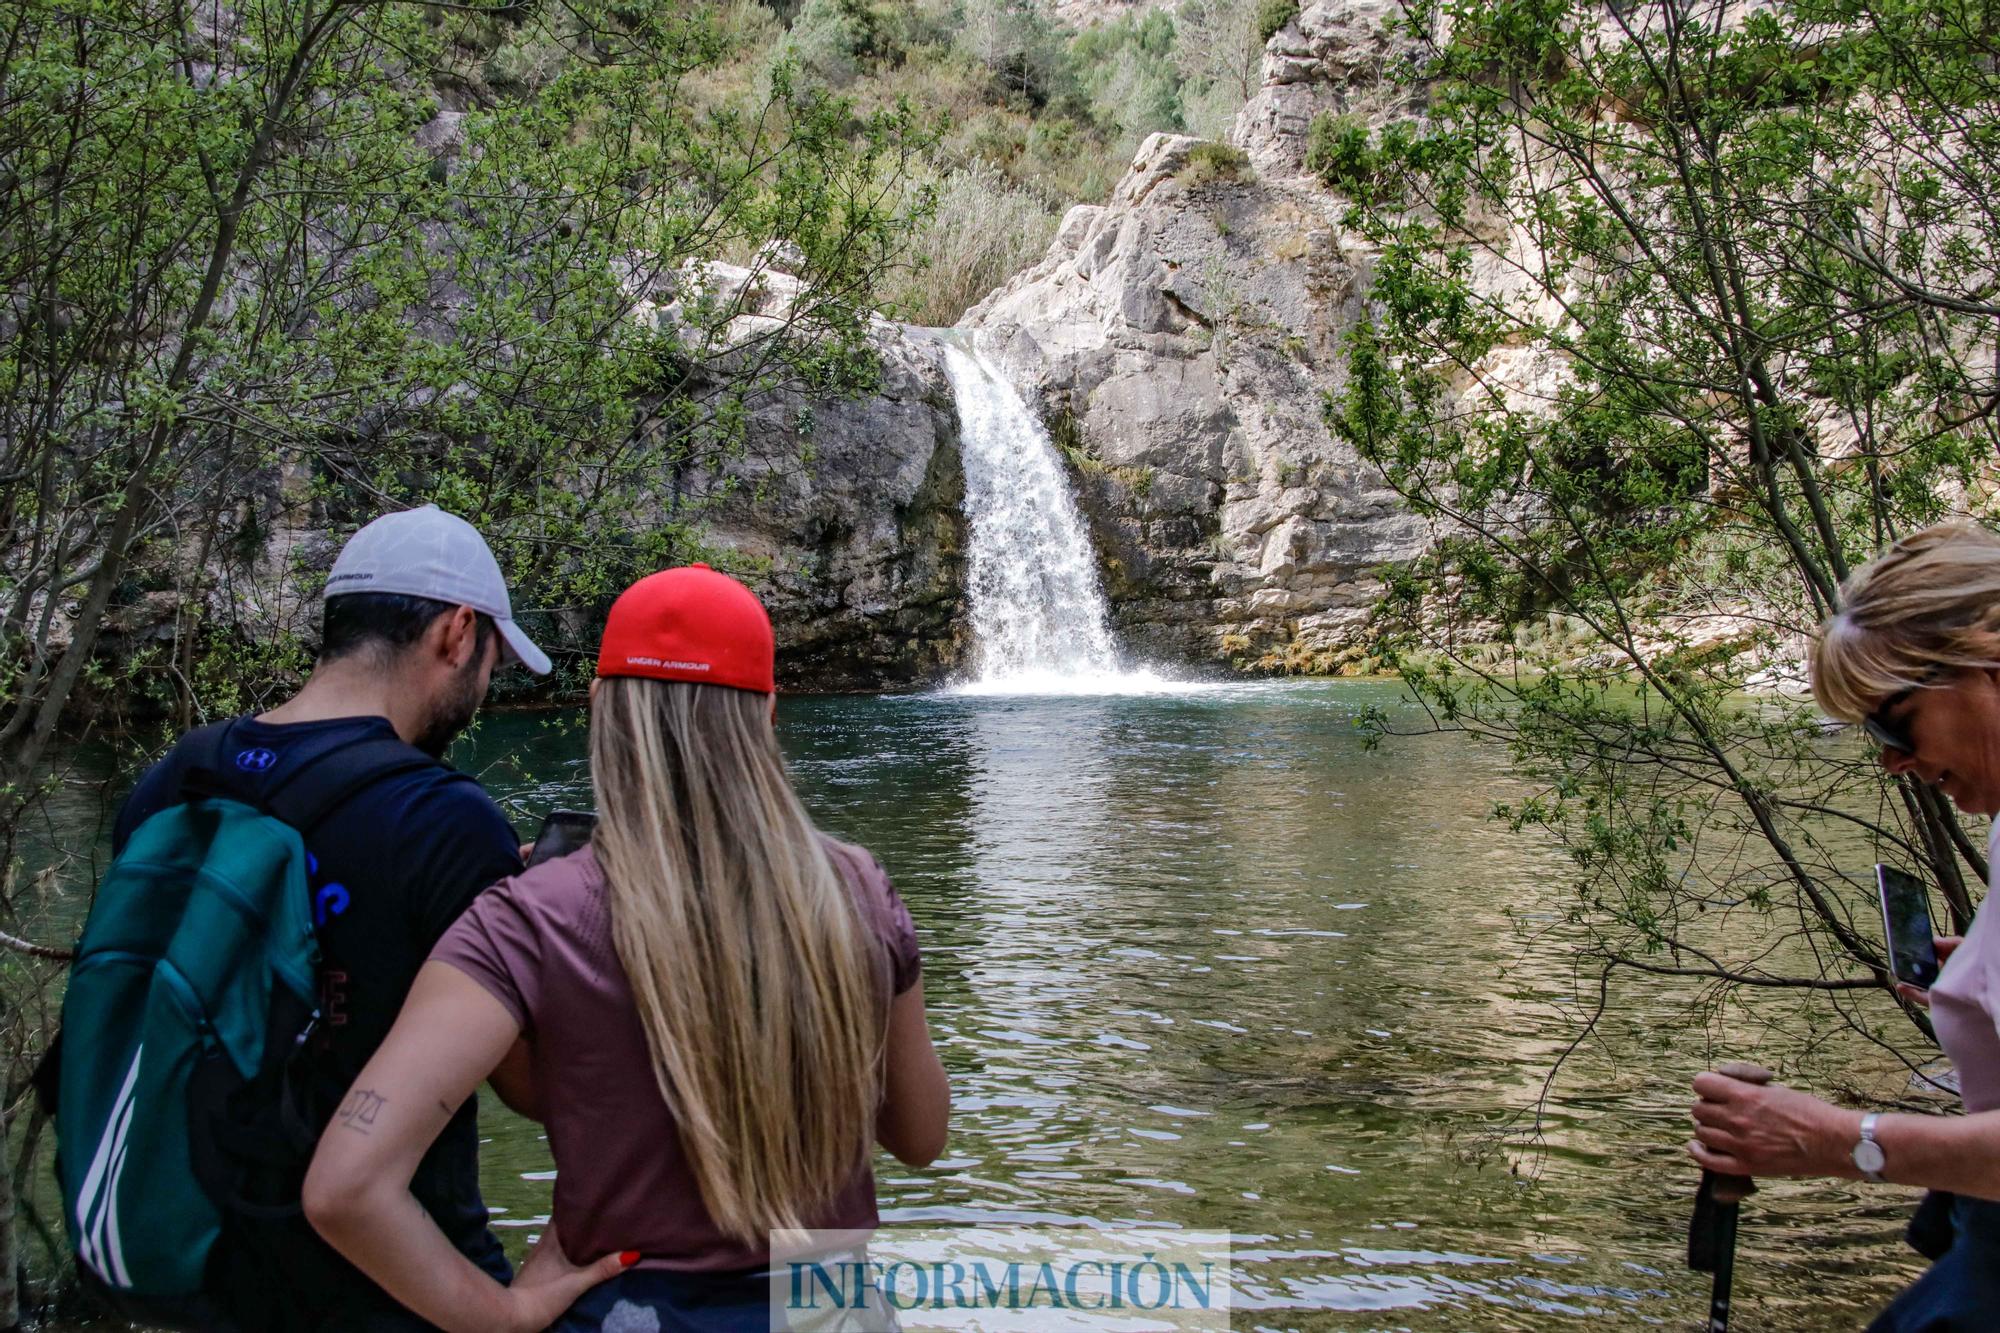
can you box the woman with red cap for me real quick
[302,565,951,1331]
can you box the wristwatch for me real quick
[1852,1112,1887,1183]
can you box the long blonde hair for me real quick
[1813,522,2000,721]
[589,676,884,1245]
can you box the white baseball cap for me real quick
[323,505,551,675]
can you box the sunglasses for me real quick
[1862,671,1940,754]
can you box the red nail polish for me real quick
[620,1250,640,1267]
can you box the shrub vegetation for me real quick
[748,0,1280,318]
[1178,142,1253,188]
[1256,0,1300,44]
[1335,0,2000,1073]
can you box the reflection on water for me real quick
[30,681,1928,1329]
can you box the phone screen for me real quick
[529,810,597,868]
[1877,864,1941,989]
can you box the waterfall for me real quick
[941,342,1178,694]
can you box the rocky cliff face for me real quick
[958,127,1427,671]
[131,267,971,698]
[1234,0,1419,178]
[632,264,969,691]
[700,0,1432,684]
[701,320,968,691]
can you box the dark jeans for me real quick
[547,1258,898,1333]
[1869,1194,2000,1332]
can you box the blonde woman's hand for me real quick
[503,1222,635,1333]
[1687,1071,1861,1179]
[1895,936,1963,1009]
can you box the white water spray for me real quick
[941,342,1186,695]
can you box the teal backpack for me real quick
[54,729,432,1299]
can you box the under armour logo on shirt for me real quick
[235,748,278,772]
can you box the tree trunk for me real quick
[0,1093,22,1332]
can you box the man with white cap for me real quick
[103,505,550,1330]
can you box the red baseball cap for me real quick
[595,564,776,694]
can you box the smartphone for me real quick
[528,810,597,868]
[1877,864,1942,989]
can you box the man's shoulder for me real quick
[320,761,520,937]
[373,760,502,808]
[115,718,250,848]
[348,761,513,842]
[143,718,242,779]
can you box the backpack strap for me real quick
[261,736,442,836]
[175,723,240,805]
[178,727,441,837]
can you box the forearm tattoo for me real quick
[335,1087,389,1134]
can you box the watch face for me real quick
[1854,1139,1887,1174]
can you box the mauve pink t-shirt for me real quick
[431,837,921,1272]
[1931,823,2000,1113]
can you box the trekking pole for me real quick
[1686,1062,1774,1333]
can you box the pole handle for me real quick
[1709,1062,1774,1203]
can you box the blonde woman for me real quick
[304,565,950,1332]
[1689,523,2000,1328]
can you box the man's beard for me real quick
[411,653,486,759]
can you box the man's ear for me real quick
[432,604,481,670]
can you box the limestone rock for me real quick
[179,307,966,695]
[579,266,971,689]
[1233,0,1424,178]
[960,132,1428,671]
[702,325,968,690]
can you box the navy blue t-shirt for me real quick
[114,713,522,1326]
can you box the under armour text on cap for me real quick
[324,505,552,675]
[595,564,776,695]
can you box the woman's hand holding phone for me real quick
[1896,936,1962,1009]
[526,811,597,869]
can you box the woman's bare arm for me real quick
[876,980,950,1166]
[1690,1068,2000,1201]
[303,962,626,1333]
